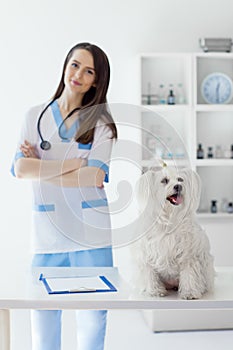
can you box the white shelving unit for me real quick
[139,52,233,333]
[139,52,233,218]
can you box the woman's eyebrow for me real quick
[72,59,95,70]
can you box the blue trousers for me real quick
[31,248,113,350]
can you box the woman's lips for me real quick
[72,80,82,86]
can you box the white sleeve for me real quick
[87,121,115,183]
[10,107,38,177]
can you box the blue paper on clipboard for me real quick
[39,273,117,294]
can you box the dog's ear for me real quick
[181,168,201,212]
[135,170,157,207]
[135,170,153,198]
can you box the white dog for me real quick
[132,166,215,300]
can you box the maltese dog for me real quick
[132,166,215,300]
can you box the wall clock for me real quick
[201,72,233,104]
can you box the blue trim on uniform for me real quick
[33,204,55,212]
[10,151,25,177]
[10,164,16,177]
[61,139,70,143]
[51,100,79,141]
[32,247,113,267]
[81,198,108,209]
[87,159,109,182]
[78,143,92,150]
[15,151,25,160]
[50,100,61,128]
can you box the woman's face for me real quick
[64,49,96,96]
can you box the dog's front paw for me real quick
[146,287,168,297]
[180,291,202,300]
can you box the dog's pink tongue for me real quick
[175,195,183,205]
[169,194,183,205]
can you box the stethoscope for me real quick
[37,100,80,150]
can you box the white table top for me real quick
[0,266,233,310]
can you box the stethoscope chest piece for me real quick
[40,140,51,151]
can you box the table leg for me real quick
[0,310,10,350]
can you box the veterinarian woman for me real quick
[11,42,117,350]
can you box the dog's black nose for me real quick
[174,184,182,192]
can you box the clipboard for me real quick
[39,273,117,294]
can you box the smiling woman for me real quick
[10,42,117,350]
[64,50,96,104]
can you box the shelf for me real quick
[195,52,233,59]
[140,52,233,226]
[197,213,233,219]
[195,104,233,112]
[196,159,233,166]
[141,104,191,112]
[142,105,233,113]
[140,52,192,59]
[141,159,189,168]
[142,159,233,168]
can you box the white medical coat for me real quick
[11,101,114,253]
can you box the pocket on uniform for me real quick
[32,204,58,247]
[81,198,112,247]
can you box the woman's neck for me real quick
[57,90,83,114]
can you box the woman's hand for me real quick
[20,140,39,159]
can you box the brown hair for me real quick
[52,42,117,143]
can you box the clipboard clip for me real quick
[69,287,97,293]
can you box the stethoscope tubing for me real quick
[37,100,80,150]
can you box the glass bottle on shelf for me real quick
[146,82,152,105]
[215,145,223,158]
[197,143,204,159]
[167,84,175,105]
[227,202,233,213]
[158,84,166,104]
[141,82,151,105]
[223,146,231,158]
[221,198,228,212]
[207,146,213,158]
[176,83,186,104]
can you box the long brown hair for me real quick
[52,42,117,143]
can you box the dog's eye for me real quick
[161,177,169,184]
[177,177,184,182]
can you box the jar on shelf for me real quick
[210,200,217,213]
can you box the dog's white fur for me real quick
[132,167,215,299]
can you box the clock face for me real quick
[201,73,233,104]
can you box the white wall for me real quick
[1,0,233,268]
[1,0,233,348]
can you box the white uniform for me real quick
[11,101,114,253]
